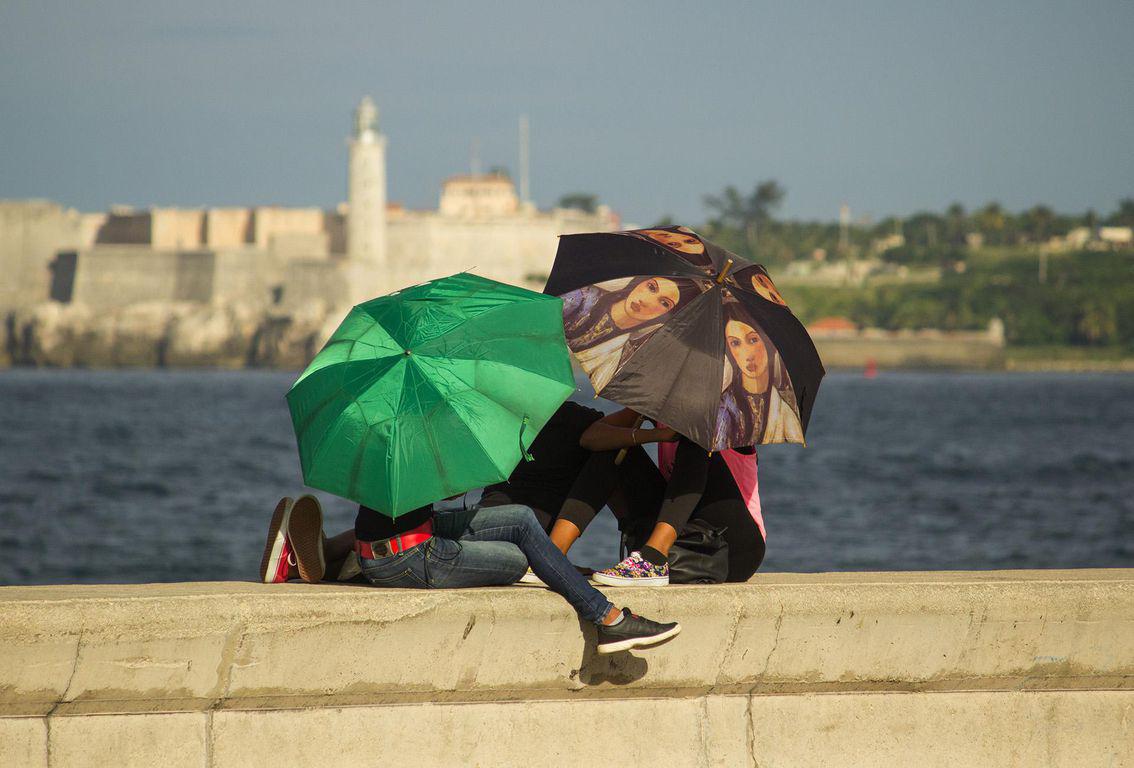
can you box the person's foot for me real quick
[591,552,669,587]
[288,494,326,583]
[259,497,296,583]
[596,608,681,654]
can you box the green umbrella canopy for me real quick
[286,272,575,518]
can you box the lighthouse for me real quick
[346,96,387,301]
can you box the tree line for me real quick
[690,181,1134,266]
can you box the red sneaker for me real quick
[259,497,296,583]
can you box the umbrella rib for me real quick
[412,363,515,482]
[415,349,569,406]
[298,363,409,498]
[412,364,526,422]
[412,290,558,356]
[289,358,403,471]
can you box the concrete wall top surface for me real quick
[1,569,1130,718]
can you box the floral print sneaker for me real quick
[592,552,670,587]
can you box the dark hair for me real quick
[722,301,787,385]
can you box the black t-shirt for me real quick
[355,502,433,542]
[482,401,605,515]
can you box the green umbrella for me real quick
[286,272,575,518]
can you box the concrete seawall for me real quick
[1,570,1131,766]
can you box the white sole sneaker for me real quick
[259,497,295,583]
[597,623,682,654]
[591,572,670,587]
[517,569,546,586]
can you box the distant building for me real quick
[871,233,905,254]
[1098,226,1133,246]
[807,316,858,336]
[0,98,618,316]
[1064,227,1092,249]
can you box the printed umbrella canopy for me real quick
[287,272,576,518]
[544,226,825,452]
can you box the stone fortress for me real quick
[0,97,618,368]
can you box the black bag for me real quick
[620,517,730,584]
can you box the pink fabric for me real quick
[657,440,766,541]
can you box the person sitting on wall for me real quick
[478,401,680,574]
[258,485,682,655]
[265,401,680,585]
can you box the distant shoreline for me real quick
[2,360,1131,375]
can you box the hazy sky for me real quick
[2,1,1131,225]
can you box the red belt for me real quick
[355,518,434,558]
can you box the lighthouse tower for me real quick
[346,96,387,301]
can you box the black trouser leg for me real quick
[606,445,666,529]
[558,446,665,533]
[688,455,766,582]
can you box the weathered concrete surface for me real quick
[1,570,1130,766]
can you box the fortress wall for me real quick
[173,251,216,302]
[324,210,347,255]
[384,210,617,292]
[151,209,205,250]
[209,248,286,311]
[250,207,325,250]
[71,248,187,309]
[268,231,330,259]
[94,211,151,245]
[0,571,1129,767]
[204,208,253,248]
[0,201,83,311]
[281,259,347,312]
[78,213,107,248]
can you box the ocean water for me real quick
[0,369,1130,585]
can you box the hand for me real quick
[654,427,679,442]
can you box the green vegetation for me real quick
[558,193,598,213]
[780,251,1134,349]
[692,185,1134,351]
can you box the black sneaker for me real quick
[596,608,681,654]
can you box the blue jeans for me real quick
[358,504,614,624]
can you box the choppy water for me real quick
[0,369,1130,585]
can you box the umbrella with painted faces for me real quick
[544,226,825,451]
[286,272,576,518]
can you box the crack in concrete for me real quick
[45,630,83,768]
[219,624,248,703]
[697,695,710,768]
[205,709,214,768]
[747,693,759,768]
[711,594,744,694]
[760,604,785,678]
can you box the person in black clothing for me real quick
[562,425,767,586]
[479,401,677,536]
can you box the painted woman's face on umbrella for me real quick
[625,277,681,322]
[714,303,805,450]
[560,275,706,394]
[726,318,770,382]
[640,229,705,255]
[750,272,786,305]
